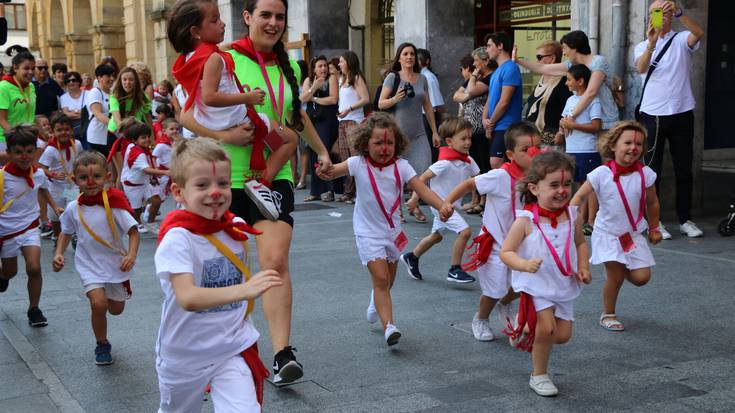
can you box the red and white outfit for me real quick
[347,156,416,266]
[587,162,657,269]
[59,189,138,300]
[1,165,47,258]
[38,138,83,219]
[121,144,157,209]
[155,211,266,413]
[467,162,523,299]
[152,135,173,200]
[428,147,479,234]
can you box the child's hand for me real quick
[577,268,592,284]
[559,116,575,130]
[522,258,543,273]
[554,130,565,145]
[241,269,283,300]
[439,202,454,221]
[120,253,136,272]
[50,171,66,180]
[52,254,64,272]
[315,155,333,176]
[54,206,65,216]
[511,44,519,62]
[648,230,662,245]
[243,88,266,106]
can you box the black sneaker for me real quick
[447,267,476,283]
[95,341,113,365]
[27,307,48,327]
[400,253,422,280]
[0,277,9,293]
[272,346,303,386]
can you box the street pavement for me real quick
[1,190,734,413]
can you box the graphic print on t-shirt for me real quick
[199,253,246,313]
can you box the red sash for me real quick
[239,343,269,407]
[503,292,537,352]
[607,161,646,232]
[462,226,495,271]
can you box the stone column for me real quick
[220,0,248,43]
[89,24,126,67]
[150,3,177,82]
[62,34,95,74]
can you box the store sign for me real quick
[499,3,571,22]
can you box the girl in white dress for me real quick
[500,150,591,397]
[571,121,662,332]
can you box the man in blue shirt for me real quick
[482,32,523,169]
[33,58,64,118]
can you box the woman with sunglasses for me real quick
[59,72,87,148]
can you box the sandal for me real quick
[461,202,479,211]
[466,204,484,215]
[321,192,335,202]
[410,207,427,223]
[303,195,319,202]
[599,313,625,331]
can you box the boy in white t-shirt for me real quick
[402,117,479,283]
[38,113,84,239]
[53,151,140,365]
[149,118,182,205]
[154,138,281,412]
[440,121,540,342]
[0,125,63,327]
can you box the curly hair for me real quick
[597,120,648,160]
[519,150,575,205]
[350,113,409,158]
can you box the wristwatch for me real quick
[673,7,683,18]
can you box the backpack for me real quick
[79,89,96,140]
[373,71,401,114]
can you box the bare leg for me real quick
[499,288,520,305]
[1,257,19,280]
[531,308,556,376]
[602,261,627,320]
[133,208,143,224]
[367,259,397,329]
[51,221,61,238]
[478,295,497,320]
[87,288,110,342]
[451,227,472,266]
[21,246,43,309]
[413,232,442,258]
[146,195,162,223]
[298,149,309,187]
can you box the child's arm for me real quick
[179,106,255,146]
[317,160,348,181]
[39,163,64,180]
[120,226,140,272]
[559,117,601,134]
[41,187,63,217]
[52,232,73,272]
[170,269,282,312]
[569,71,607,119]
[407,176,444,211]
[406,169,435,210]
[500,218,542,272]
[570,181,594,207]
[201,53,266,107]
[143,167,170,177]
[574,216,592,284]
[645,185,663,245]
[440,177,476,220]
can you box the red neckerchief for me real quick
[523,203,567,229]
[157,210,261,245]
[153,121,163,141]
[500,160,524,181]
[1,74,30,92]
[607,160,646,231]
[155,133,173,147]
[230,36,278,66]
[126,144,155,169]
[4,162,35,188]
[240,343,269,407]
[462,226,495,271]
[78,188,134,215]
[609,160,643,182]
[503,292,537,353]
[438,146,470,163]
[107,137,133,163]
[172,41,269,173]
[47,136,74,160]
[366,156,397,170]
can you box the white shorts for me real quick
[477,252,511,299]
[355,235,401,266]
[84,282,130,301]
[152,176,170,200]
[590,230,655,270]
[0,228,41,258]
[123,184,149,209]
[533,296,574,321]
[47,184,75,221]
[430,209,469,235]
[157,353,259,413]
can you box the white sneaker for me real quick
[141,205,150,223]
[495,302,511,326]
[244,180,279,221]
[384,323,401,346]
[679,220,703,238]
[366,290,378,324]
[659,223,672,240]
[137,224,149,234]
[529,374,559,397]
[471,313,494,341]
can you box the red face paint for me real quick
[381,130,389,157]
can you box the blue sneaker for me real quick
[95,342,113,365]
[447,267,476,283]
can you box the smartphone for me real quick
[651,8,664,29]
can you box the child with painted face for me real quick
[38,113,84,238]
[150,118,183,204]
[318,112,448,346]
[500,150,592,397]
[120,122,169,234]
[168,0,299,222]
[52,151,140,365]
[154,138,281,413]
[34,114,51,151]
[571,121,661,333]
[402,116,480,284]
[0,125,62,327]
[439,121,541,342]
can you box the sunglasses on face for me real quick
[65,78,80,84]
[36,66,48,71]
[536,54,553,61]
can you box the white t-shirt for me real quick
[587,164,657,235]
[60,92,84,113]
[634,30,700,116]
[347,156,416,238]
[174,84,195,139]
[121,145,152,186]
[428,158,479,208]
[338,78,365,123]
[155,226,259,369]
[0,169,47,236]
[190,53,248,131]
[562,94,601,153]
[475,168,521,245]
[152,143,173,169]
[38,140,83,194]
[85,88,110,145]
[421,67,444,109]
[59,200,138,286]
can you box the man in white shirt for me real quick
[418,49,445,163]
[634,0,705,238]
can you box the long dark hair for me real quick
[341,50,364,87]
[244,0,303,131]
[390,42,420,73]
[111,67,147,121]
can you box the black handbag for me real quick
[306,83,328,122]
[635,32,678,120]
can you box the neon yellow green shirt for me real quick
[228,51,301,188]
[0,80,36,143]
[108,94,152,132]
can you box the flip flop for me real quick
[303,195,319,202]
[411,207,427,223]
[466,205,484,215]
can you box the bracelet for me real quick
[649,226,661,233]
[312,96,317,103]
[674,8,683,18]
